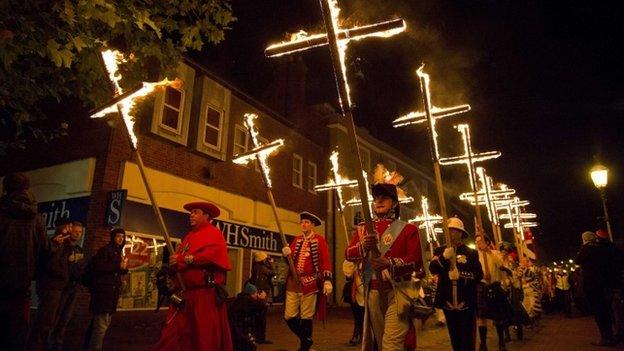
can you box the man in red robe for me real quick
[345,183,423,350]
[282,211,332,351]
[153,201,233,351]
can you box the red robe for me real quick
[153,221,233,351]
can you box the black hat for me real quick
[2,173,30,193]
[299,211,321,226]
[371,183,398,202]
[110,227,126,236]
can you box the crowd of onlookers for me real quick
[0,173,129,351]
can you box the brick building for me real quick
[1,57,468,320]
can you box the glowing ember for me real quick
[90,50,179,149]
[232,113,285,189]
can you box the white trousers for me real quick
[284,291,317,320]
[367,289,411,351]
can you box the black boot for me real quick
[479,326,488,351]
[504,327,511,342]
[496,324,507,351]
[348,322,362,346]
[516,325,523,341]
[286,318,302,340]
[299,319,313,351]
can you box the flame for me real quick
[409,196,443,243]
[265,0,406,110]
[91,50,179,149]
[231,113,285,189]
[439,124,501,191]
[345,170,413,209]
[329,151,356,210]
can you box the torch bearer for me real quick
[90,50,186,295]
[232,113,299,284]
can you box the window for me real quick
[159,86,185,133]
[292,154,303,188]
[307,162,317,193]
[203,105,224,150]
[233,125,248,156]
[150,63,195,145]
[195,76,231,160]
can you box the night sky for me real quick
[197,0,624,262]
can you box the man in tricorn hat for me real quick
[429,217,483,351]
[344,180,423,350]
[281,211,332,351]
[153,201,233,351]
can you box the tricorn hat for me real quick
[299,211,321,226]
[183,201,220,218]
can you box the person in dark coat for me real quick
[0,172,48,351]
[29,217,73,350]
[229,282,268,351]
[429,217,483,351]
[49,221,87,351]
[83,227,128,351]
[575,229,622,347]
[249,251,275,344]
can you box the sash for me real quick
[362,220,408,287]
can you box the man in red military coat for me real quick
[282,211,333,351]
[345,183,423,350]
[153,201,233,351]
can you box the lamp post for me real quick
[590,164,613,242]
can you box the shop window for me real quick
[307,161,317,194]
[118,232,180,311]
[226,248,243,296]
[250,250,289,304]
[292,154,303,188]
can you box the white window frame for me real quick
[292,154,303,189]
[202,103,225,151]
[307,161,317,194]
[158,86,186,134]
[232,124,249,157]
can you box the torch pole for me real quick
[114,105,186,292]
[464,128,484,234]
[265,189,300,284]
[334,192,352,244]
[419,72,460,309]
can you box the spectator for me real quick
[229,282,267,351]
[83,227,128,351]
[0,172,48,350]
[249,251,275,344]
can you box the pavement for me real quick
[59,306,622,350]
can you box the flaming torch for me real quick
[89,50,185,293]
[392,65,471,309]
[265,0,406,253]
[439,124,500,233]
[314,151,358,243]
[409,196,443,257]
[232,113,299,284]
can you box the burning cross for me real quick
[89,49,184,293]
[392,66,471,160]
[232,113,299,283]
[314,151,358,243]
[409,196,443,245]
[266,0,406,239]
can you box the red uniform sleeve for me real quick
[176,226,231,272]
[317,235,333,281]
[386,224,423,280]
[345,229,364,261]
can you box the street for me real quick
[60,306,620,350]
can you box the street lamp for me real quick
[590,164,613,242]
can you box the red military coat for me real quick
[153,221,233,351]
[287,232,332,295]
[345,218,423,286]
